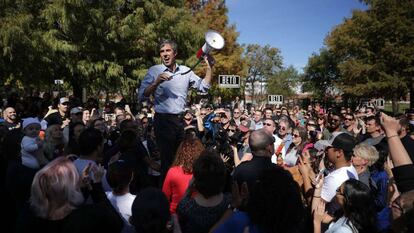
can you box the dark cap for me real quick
[315,132,356,153]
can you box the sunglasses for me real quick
[293,134,300,138]
[61,102,69,106]
[345,118,353,121]
[264,122,273,127]
[227,129,236,133]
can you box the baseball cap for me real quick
[314,132,356,153]
[59,97,69,104]
[70,107,83,115]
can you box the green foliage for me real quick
[325,0,414,101]
[0,0,245,103]
[267,65,300,97]
[303,48,340,99]
[243,44,283,103]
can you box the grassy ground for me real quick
[384,102,410,114]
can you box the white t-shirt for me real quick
[326,216,357,233]
[106,192,136,233]
[321,165,358,202]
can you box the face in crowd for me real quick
[278,120,290,137]
[4,107,17,122]
[327,114,341,132]
[343,114,354,127]
[264,109,273,119]
[263,119,276,135]
[253,110,262,122]
[199,108,208,119]
[365,118,381,134]
[58,101,69,114]
[233,108,241,119]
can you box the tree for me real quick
[243,44,283,104]
[303,48,341,100]
[185,0,246,103]
[267,65,300,97]
[325,0,414,112]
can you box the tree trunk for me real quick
[71,77,83,99]
[392,96,398,115]
[410,80,414,109]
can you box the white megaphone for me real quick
[196,30,225,59]
[171,30,225,77]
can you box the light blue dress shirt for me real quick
[138,64,210,114]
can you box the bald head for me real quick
[249,129,274,157]
[3,107,17,123]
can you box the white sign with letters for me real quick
[268,95,283,105]
[54,80,64,85]
[218,75,240,88]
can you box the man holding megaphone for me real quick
[138,39,213,183]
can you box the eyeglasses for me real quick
[264,122,273,127]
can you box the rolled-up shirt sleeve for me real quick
[138,69,156,101]
[188,71,210,93]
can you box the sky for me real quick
[226,0,368,71]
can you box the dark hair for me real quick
[131,187,170,233]
[119,130,138,153]
[365,116,381,127]
[119,119,138,132]
[372,140,388,171]
[69,122,85,140]
[78,128,103,155]
[247,166,306,233]
[193,151,226,198]
[106,160,133,194]
[342,179,377,233]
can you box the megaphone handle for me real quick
[181,57,203,75]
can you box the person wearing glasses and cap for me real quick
[42,97,71,130]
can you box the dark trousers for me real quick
[154,113,184,185]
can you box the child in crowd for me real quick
[21,118,47,169]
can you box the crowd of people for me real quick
[0,93,413,233]
[0,39,413,233]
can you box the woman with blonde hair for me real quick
[43,124,65,161]
[162,131,205,213]
[18,156,123,233]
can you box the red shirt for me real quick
[162,166,193,213]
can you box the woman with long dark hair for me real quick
[314,179,377,233]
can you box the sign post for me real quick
[218,75,240,88]
[268,95,283,105]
